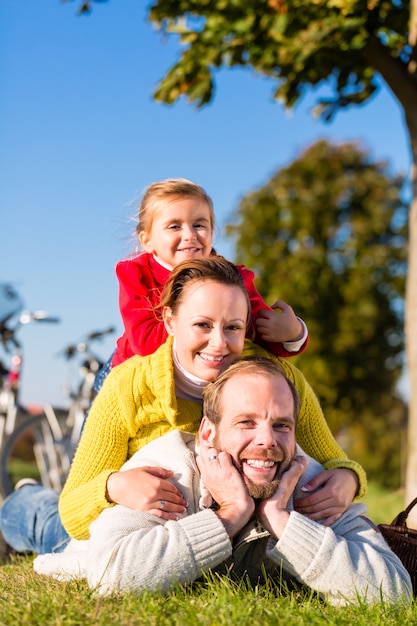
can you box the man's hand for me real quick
[197,443,255,538]
[256,455,307,539]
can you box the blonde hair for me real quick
[135,178,216,237]
[203,357,301,426]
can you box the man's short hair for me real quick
[202,356,301,426]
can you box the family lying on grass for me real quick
[33,356,412,605]
[0,255,411,605]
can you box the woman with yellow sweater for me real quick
[0,257,366,552]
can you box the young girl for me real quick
[96,178,308,388]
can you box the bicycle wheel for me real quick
[0,412,72,497]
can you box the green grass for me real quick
[0,482,413,625]
[362,484,405,525]
[0,557,415,626]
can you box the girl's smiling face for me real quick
[163,280,248,381]
[139,197,213,269]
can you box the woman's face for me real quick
[163,280,248,381]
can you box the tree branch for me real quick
[361,35,417,134]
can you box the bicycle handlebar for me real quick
[19,311,61,325]
[86,326,116,341]
[33,315,60,324]
[0,310,61,349]
[60,326,116,361]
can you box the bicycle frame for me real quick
[0,325,115,497]
[0,310,60,449]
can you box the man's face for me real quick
[206,371,297,499]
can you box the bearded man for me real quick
[33,357,412,605]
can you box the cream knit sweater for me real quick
[37,431,409,605]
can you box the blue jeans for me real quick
[93,353,113,392]
[78,353,113,436]
[0,485,69,554]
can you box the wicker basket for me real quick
[378,496,417,595]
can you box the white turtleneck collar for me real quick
[172,339,209,401]
[153,254,173,271]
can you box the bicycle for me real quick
[0,325,115,497]
[55,325,116,459]
[0,287,61,497]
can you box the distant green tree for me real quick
[227,140,408,487]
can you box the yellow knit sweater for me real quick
[59,338,367,540]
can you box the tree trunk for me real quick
[405,117,417,527]
[361,35,417,524]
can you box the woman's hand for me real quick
[106,466,188,520]
[293,468,359,526]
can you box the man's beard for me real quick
[212,437,293,501]
[243,476,281,500]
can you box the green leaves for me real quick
[67,0,414,117]
[145,0,412,115]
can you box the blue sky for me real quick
[0,0,411,407]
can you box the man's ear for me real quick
[199,416,216,445]
[139,230,153,253]
[163,307,175,335]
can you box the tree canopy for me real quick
[227,139,408,485]
[145,0,416,122]
[71,1,416,126]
